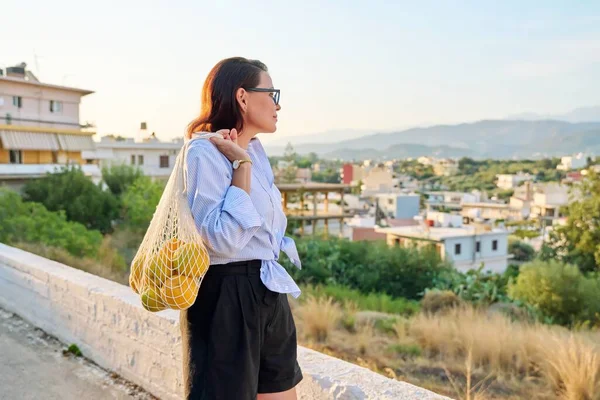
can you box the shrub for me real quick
[508,239,535,262]
[120,176,164,232]
[507,260,600,326]
[101,164,143,197]
[0,189,103,258]
[434,264,512,305]
[22,166,119,234]
[285,236,452,300]
[421,290,463,314]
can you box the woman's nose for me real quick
[276,104,281,111]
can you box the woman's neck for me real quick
[237,130,258,150]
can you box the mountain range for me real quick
[264,107,600,160]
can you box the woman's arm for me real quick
[186,141,262,255]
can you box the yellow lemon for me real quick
[141,287,167,312]
[173,242,210,278]
[161,275,199,310]
[146,249,173,287]
[165,237,182,253]
[129,254,146,294]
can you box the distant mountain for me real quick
[323,144,477,161]
[536,129,600,155]
[506,106,600,123]
[264,119,600,159]
[264,128,397,147]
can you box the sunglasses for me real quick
[244,87,280,105]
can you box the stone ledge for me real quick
[0,243,448,400]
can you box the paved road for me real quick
[0,308,155,400]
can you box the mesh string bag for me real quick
[129,133,220,312]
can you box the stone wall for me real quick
[0,243,448,399]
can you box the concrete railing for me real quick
[0,244,448,400]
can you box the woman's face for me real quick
[242,72,281,134]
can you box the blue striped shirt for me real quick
[185,135,302,298]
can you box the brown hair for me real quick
[185,57,268,139]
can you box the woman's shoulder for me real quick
[186,138,231,168]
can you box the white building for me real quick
[82,134,183,181]
[461,201,528,222]
[496,173,533,190]
[0,63,100,190]
[557,153,587,171]
[362,165,398,194]
[530,183,571,221]
[376,193,420,219]
[426,211,464,228]
[376,224,510,273]
[425,191,483,211]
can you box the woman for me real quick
[180,57,303,400]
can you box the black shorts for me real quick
[180,259,303,399]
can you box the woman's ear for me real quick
[236,88,248,113]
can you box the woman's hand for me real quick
[209,129,249,162]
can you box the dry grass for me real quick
[409,305,543,377]
[538,332,600,400]
[294,299,600,399]
[355,321,375,355]
[444,346,493,400]
[295,296,342,343]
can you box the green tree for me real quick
[508,260,600,325]
[280,236,452,300]
[541,171,600,272]
[307,152,319,163]
[22,166,119,234]
[312,168,341,183]
[296,158,312,169]
[508,239,535,262]
[283,142,297,162]
[121,176,165,232]
[281,142,298,183]
[102,164,143,197]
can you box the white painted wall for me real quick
[0,78,87,129]
[442,232,509,272]
[0,244,447,400]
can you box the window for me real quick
[455,243,461,255]
[131,155,136,165]
[388,198,394,205]
[138,155,144,165]
[49,100,63,113]
[492,240,498,251]
[160,155,169,168]
[0,97,4,107]
[12,96,22,108]
[52,151,58,164]
[476,241,481,253]
[9,150,23,164]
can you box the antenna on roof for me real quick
[33,50,42,80]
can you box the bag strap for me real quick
[181,132,223,194]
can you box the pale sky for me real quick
[3,1,600,144]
